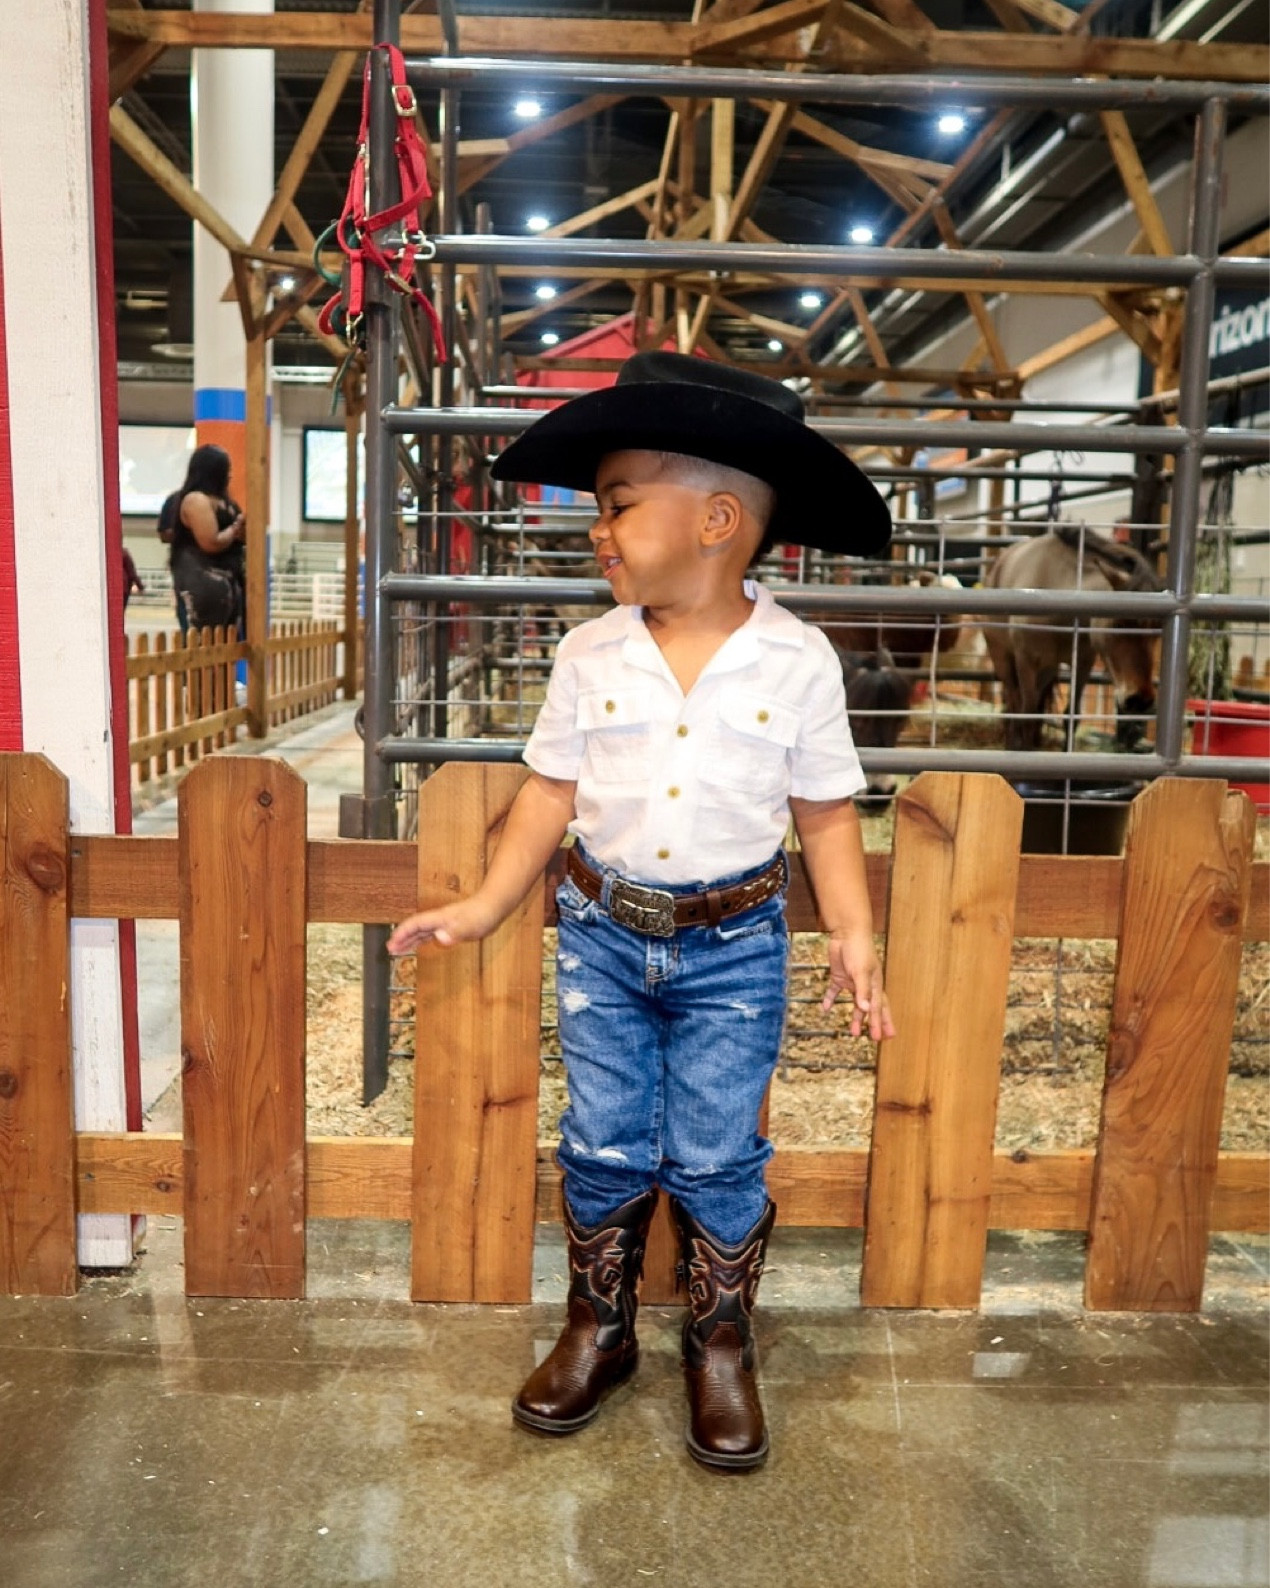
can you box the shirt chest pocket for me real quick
[703,689,799,794]
[577,687,654,784]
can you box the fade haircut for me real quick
[654,451,776,566]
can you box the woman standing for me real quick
[170,443,246,631]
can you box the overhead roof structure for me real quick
[108,0,1268,396]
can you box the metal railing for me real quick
[353,0,1270,1095]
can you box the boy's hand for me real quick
[387,896,497,955]
[823,930,896,1042]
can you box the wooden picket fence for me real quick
[127,620,344,783]
[127,626,247,781]
[1,753,1266,1311]
[265,618,342,729]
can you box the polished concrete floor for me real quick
[2,1223,1266,1588]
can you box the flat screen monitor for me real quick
[118,423,196,516]
[303,427,363,523]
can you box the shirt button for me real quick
[676,724,688,737]
[757,709,770,723]
[657,848,670,860]
[604,699,616,713]
[667,786,680,799]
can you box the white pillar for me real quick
[0,0,129,1264]
[191,0,274,514]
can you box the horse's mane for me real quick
[1053,524,1160,592]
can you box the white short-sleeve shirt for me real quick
[524,580,865,885]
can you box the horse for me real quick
[832,645,913,809]
[819,571,966,669]
[981,526,1160,752]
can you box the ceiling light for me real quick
[515,98,542,120]
[276,274,297,293]
[938,112,967,135]
[526,214,550,233]
[799,291,823,310]
[849,224,875,245]
[767,338,783,353]
[541,331,560,346]
[535,284,558,301]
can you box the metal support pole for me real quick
[432,80,459,743]
[415,232,1267,290]
[360,0,402,1103]
[405,58,1269,115]
[381,403,1269,459]
[1156,97,1226,766]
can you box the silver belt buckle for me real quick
[608,878,677,938]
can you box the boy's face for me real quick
[589,450,716,606]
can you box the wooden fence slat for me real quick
[861,772,1023,1308]
[411,762,542,1303]
[186,629,201,762]
[179,757,307,1298]
[172,631,187,768]
[0,755,76,1295]
[134,632,151,783]
[153,632,169,776]
[212,625,226,750]
[1085,781,1256,1311]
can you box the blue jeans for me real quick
[554,848,789,1245]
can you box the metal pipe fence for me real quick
[357,8,1270,1097]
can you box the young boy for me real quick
[388,352,895,1471]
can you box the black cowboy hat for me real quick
[491,351,892,556]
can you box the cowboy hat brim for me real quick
[491,382,891,556]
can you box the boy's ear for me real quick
[700,490,745,549]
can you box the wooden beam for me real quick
[513,353,1020,388]
[228,254,264,341]
[294,301,349,365]
[725,102,797,239]
[693,0,830,53]
[108,12,720,62]
[260,272,327,342]
[822,2,927,66]
[108,39,165,102]
[110,103,243,256]
[862,0,936,34]
[932,201,1010,373]
[251,51,359,255]
[710,97,735,242]
[981,0,1034,28]
[69,1134,1270,1236]
[1000,0,1080,28]
[697,0,769,23]
[1098,291,1163,364]
[712,293,807,342]
[105,13,1270,78]
[778,106,953,199]
[501,276,609,334]
[1229,227,1270,257]
[1016,312,1117,381]
[545,178,660,238]
[1100,111,1174,258]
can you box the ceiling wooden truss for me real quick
[106,0,1269,412]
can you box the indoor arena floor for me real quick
[2,1221,1266,1588]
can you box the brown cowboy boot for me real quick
[672,1198,776,1471]
[512,1188,658,1435]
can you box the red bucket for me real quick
[1187,699,1270,813]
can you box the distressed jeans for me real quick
[554,847,789,1245]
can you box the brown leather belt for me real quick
[565,848,786,939]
